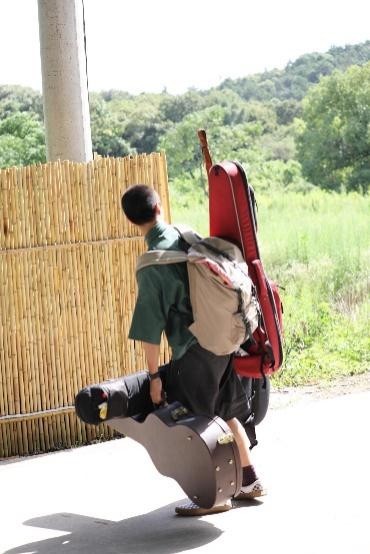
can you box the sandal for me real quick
[175,499,232,517]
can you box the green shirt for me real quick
[128,221,197,360]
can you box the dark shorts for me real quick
[165,343,250,422]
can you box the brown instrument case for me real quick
[75,372,242,509]
[107,401,242,509]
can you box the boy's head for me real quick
[121,184,160,225]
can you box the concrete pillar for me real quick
[37,0,93,162]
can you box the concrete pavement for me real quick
[1,390,370,554]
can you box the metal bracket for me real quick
[171,406,189,421]
[217,432,234,445]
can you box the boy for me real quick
[121,184,266,516]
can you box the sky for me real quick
[0,0,369,95]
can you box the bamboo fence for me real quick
[0,153,171,458]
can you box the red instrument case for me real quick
[208,160,284,378]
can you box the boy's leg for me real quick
[227,417,267,500]
[226,417,252,466]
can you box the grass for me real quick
[170,187,370,387]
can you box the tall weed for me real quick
[170,186,370,386]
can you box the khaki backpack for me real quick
[136,228,260,356]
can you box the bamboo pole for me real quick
[37,418,45,454]
[36,165,46,246]
[100,159,110,239]
[8,255,19,416]
[42,164,51,244]
[0,428,7,458]
[43,409,51,451]
[19,256,36,415]
[92,161,103,240]
[50,249,69,412]
[8,169,16,250]
[65,245,81,405]
[109,242,119,380]
[32,249,51,412]
[0,254,9,420]
[13,253,28,417]
[0,170,5,249]
[69,244,87,396]
[110,158,119,239]
[27,251,42,413]
[64,160,73,243]
[3,169,10,248]
[25,165,33,247]
[104,244,117,374]
[79,163,88,242]
[47,161,58,244]
[28,166,37,246]
[84,162,94,241]
[18,166,25,247]
[76,163,86,242]
[90,243,108,380]
[88,161,99,242]
[77,245,96,388]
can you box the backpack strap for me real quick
[136,225,201,272]
[243,416,258,450]
[136,249,188,272]
[172,224,202,248]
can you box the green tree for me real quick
[219,41,370,102]
[89,93,132,157]
[114,93,166,153]
[159,105,265,195]
[90,91,167,155]
[296,63,370,192]
[0,85,44,119]
[159,90,205,123]
[0,112,46,168]
[274,99,302,125]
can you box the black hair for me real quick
[121,184,159,225]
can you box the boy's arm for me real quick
[142,341,163,405]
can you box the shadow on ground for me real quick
[4,502,223,554]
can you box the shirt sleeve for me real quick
[128,268,167,344]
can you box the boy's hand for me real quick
[150,377,164,406]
